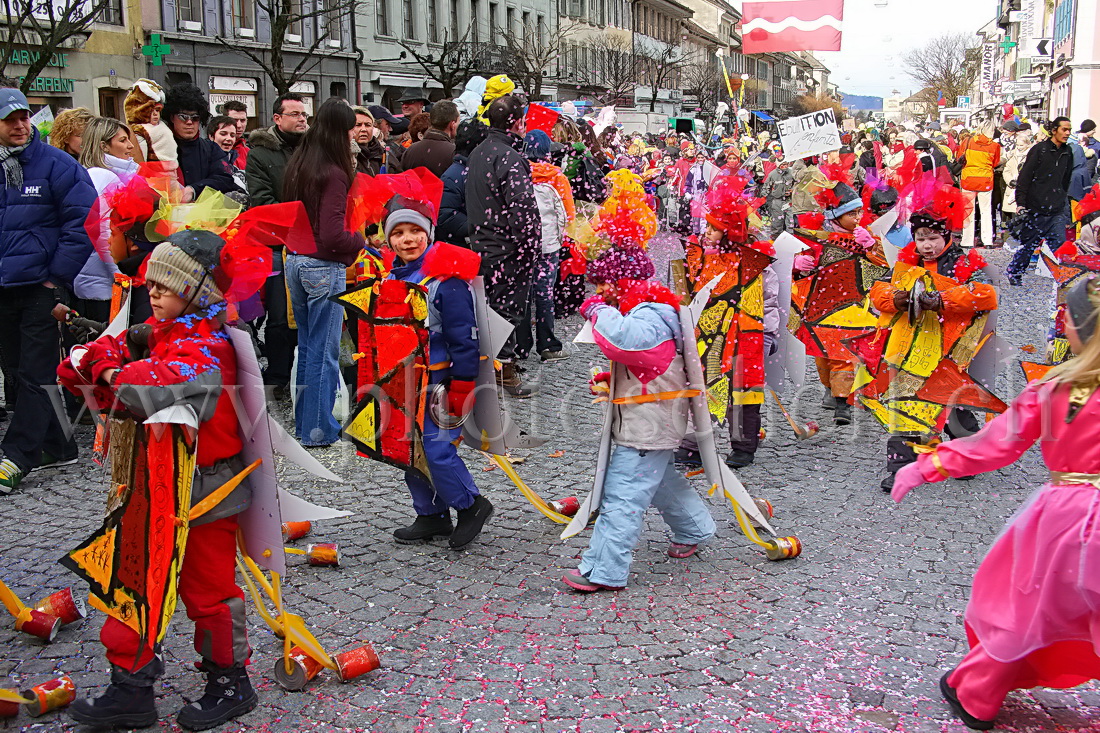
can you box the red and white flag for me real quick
[741,0,844,54]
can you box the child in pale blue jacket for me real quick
[564,246,716,592]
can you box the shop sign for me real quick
[23,76,76,94]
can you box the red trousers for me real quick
[102,516,250,671]
[949,637,1100,721]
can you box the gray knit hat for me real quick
[383,195,435,243]
[144,230,225,308]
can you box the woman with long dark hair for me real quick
[283,97,364,446]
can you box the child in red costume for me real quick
[865,188,998,491]
[58,229,262,731]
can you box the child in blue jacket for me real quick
[384,196,494,550]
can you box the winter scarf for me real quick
[0,139,29,188]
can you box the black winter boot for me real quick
[449,495,494,550]
[833,402,852,426]
[176,664,257,731]
[69,663,160,728]
[393,513,453,543]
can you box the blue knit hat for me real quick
[524,129,551,162]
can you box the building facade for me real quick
[137,0,358,128]
[5,0,147,117]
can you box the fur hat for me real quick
[124,79,165,126]
[144,230,226,309]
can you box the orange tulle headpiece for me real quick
[594,171,657,247]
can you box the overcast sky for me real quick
[729,0,1000,98]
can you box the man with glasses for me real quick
[245,93,308,397]
[163,83,235,203]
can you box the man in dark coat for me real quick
[1006,116,1074,285]
[0,88,96,492]
[466,94,540,396]
[439,120,488,247]
[245,92,308,394]
[402,100,458,178]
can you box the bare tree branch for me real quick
[399,25,482,97]
[219,0,359,95]
[637,40,688,112]
[1,0,113,93]
[493,18,578,101]
[681,60,720,116]
[568,32,641,107]
[788,91,844,120]
[903,32,978,116]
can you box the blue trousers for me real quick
[285,255,344,446]
[1006,209,1068,278]
[404,414,479,515]
[579,445,716,587]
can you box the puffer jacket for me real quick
[388,242,480,384]
[591,301,690,450]
[532,181,566,254]
[466,128,540,264]
[1016,139,1073,213]
[438,154,470,246]
[75,155,139,300]
[0,128,96,288]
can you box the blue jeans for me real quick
[404,406,480,515]
[579,445,716,587]
[1006,209,1067,278]
[285,255,345,446]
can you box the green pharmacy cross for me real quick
[142,34,172,66]
[998,34,1017,53]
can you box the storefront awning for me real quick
[752,111,775,122]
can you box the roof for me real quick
[633,0,694,19]
[682,19,721,45]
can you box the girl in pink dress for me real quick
[892,275,1100,729]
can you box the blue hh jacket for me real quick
[0,128,96,288]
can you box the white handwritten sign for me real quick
[776,108,842,160]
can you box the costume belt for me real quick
[1048,472,1100,489]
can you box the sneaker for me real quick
[939,672,994,730]
[725,449,754,468]
[880,473,895,492]
[0,458,25,495]
[393,513,453,544]
[33,451,79,472]
[449,495,494,550]
[1007,275,1023,286]
[674,448,703,466]
[833,402,852,426]
[539,349,570,362]
[667,542,699,559]
[561,568,625,593]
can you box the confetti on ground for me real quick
[1020,344,1038,353]
[548,450,566,458]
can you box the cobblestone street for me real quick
[1,247,1098,733]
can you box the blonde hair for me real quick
[551,118,580,144]
[352,105,374,124]
[49,107,94,153]
[1042,279,1100,386]
[78,117,131,170]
